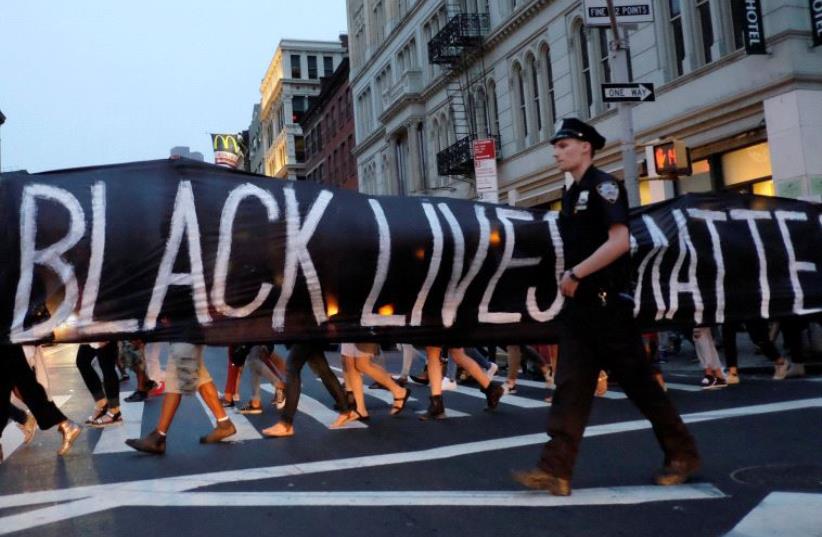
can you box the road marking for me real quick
[92,392,143,454]
[0,397,818,535]
[114,483,727,507]
[724,492,822,537]
[492,376,627,400]
[260,384,366,430]
[0,396,71,464]
[453,384,549,408]
[196,394,263,442]
[660,382,703,392]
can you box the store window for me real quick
[722,142,773,195]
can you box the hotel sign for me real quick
[743,0,767,54]
[811,0,822,47]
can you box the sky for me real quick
[0,1,348,173]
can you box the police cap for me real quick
[549,118,606,150]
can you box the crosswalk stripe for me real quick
[453,385,549,408]
[723,492,822,537]
[93,392,144,454]
[196,395,263,442]
[492,375,627,400]
[0,396,71,464]
[260,384,367,430]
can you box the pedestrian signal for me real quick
[645,139,691,178]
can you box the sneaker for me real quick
[726,372,740,385]
[513,468,571,496]
[700,375,716,389]
[441,378,458,391]
[773,360,791,380]
[124,390,148,403]
[125,430,166,455]
[485,362,499,382]
[220,397,235,408]
[200,420,236,443]
[785,363,806,378]
[238,402,263,415]
[149,380,165,397]
[707,377,727,390]
[17,413,37,445]
[88,411,123,428]
[57,420,82,456]
[274,389,286,410]
[503,381,517,395]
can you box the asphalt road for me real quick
[1,344,820,537]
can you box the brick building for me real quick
[300,56,358,190]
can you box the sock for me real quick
[156,430,167,436]
[217,416,229,423]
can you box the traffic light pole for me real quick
[606,0,640,208]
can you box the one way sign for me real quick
[601,82,655,102]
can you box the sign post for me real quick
[473,139,499,203]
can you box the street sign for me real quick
[583,0,654,26]
[601,82,655,102]
[473,139,499,202]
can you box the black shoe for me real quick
[654,457,701,486]
[482,382,504,410]
[394,377,408,388]
[369,381,388,390]
[409,373,430,386]
[419,395,446,421]
[124,390,148,403]
[513,468,572,496]
[125,431,166,455]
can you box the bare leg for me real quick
[355,356,405,399]
[342,355,367,417]
[426,347,443,396]
[198,382,227,420]
[155,393,182,434]
[451,348,490,389]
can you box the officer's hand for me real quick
[560,271,578,297]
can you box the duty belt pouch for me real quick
[170,343,200,394]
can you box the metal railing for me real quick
[427,13,490,65]
[436,133,500,177]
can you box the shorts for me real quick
[340,343,375,358]
[164,343,212,394]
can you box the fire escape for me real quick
[427,2,499,179]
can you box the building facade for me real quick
[259,39,348,180]
[248,104,265,175]
[346,0,822,206]
[300,57,359,190]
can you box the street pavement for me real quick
[0,343,820,537]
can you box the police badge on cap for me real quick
[550,118,606,150]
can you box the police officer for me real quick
[513,118,700,496]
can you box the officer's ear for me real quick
[583,141,594,158]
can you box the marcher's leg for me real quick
[342,355,367,417]
[75,344,106,414]
[354,356,410,416]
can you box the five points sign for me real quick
[602,83,655,102]
[584,0,654,26]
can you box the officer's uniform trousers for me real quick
[539,295,699,479]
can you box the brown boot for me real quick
[513,468,572,496]
[654,457,701,486]
[125,430,166,455]
[199,419,236,444]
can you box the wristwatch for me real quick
[568,270,582,283]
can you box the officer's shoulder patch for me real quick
[596,181,620,204]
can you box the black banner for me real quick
[742,0,767,54]
[0,159,819,346]
[812,0,822,47]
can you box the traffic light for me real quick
[644,139,691,178]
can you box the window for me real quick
[577,25,594,116]
[489,81,500,136]
[597,28,611,83]
[669,0,686,77]
[292,96,307,123]
[348,135,355,174]
[295,136,305,163]
[291,54,302,78]
[543,47,556,125]
[324,56,334,76]
[722,142,773,194]
[516,65,528,138]
[307,56,318,79]
[696,0,714,63]
[530,57,542,134]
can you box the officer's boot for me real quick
[419,395,446,421]
[482,381,505,410]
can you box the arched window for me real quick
[475,87,489,137]
[577,24,593,117]
[488,80,500,136]
[513,63,528,141]
[542,45,556,126]
[527,54,542,135]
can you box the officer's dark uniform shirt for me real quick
[560,165,630,302]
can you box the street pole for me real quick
[606,0,640,208]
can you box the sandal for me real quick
[390,388,411,416]
[89,411,123,428]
